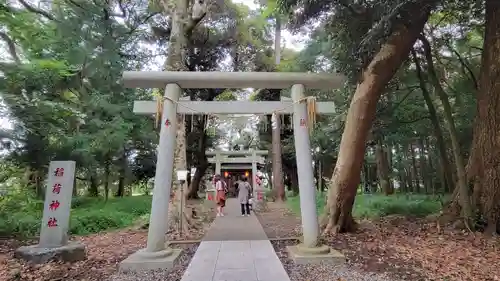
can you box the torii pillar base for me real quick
[119,247,182,272]
[286,244,345,265]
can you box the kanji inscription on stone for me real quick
[49,200,60,211]
[47,217,58,228]
[39,161,76,248]
[165,119,171,127]
[52,183,62,194]
[53,168,64,177]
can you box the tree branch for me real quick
[444,40,478,90]
[17,0,56,21]
[0,31,21,64]
[186,0,207,37]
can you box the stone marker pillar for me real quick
[120,83,183,272]
[286,84,344,264]
[15,161,86,264]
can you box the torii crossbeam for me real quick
[120,71,346,271]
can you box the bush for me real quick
[287,192,443,219]
[0,194,152,238]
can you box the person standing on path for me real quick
[214,174,227,217]
[238,177,252,216]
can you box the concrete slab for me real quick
[202,199,268,241]
[286,244,346,265]
[213,268,258,281]
[180,198,290,281]
[254,258,290,281]
[119,248,182,272]
[14,242,86,264]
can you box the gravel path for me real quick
[106,244,198,281]
[272,240,400,281]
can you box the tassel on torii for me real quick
[306,96,317,134]
[154,90,163,129]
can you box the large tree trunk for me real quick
[271,17,285,201]
[419,35,474,226]
[449,0,500,234]
[160,0,207,236]
[272,114,286,201]
[322,3,436,234]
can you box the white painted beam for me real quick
[208,157,265,164]
[133,100,336,115]
[218,165,253,170]
[205,150,268,156]
[123,71,345,90]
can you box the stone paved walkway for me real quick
[180,199,291,281]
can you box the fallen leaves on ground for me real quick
[0,200,215,281]
[258,203,500,281]
[255,202,302,238]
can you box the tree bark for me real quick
[375,138,392,195]
[322,2,436,234]
[160,0,207,236]
[450,0,500,234]
[272,114,286,200]
[271,16,285,201]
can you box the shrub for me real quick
[287,193,444,219]
[0,194,152,238]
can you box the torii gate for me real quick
[206,149,268,187]
[120,71,344,271]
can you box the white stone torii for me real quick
[120,71,343,271]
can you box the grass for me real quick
[0,194,152,238]
[286,192,445,219]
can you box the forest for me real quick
[0,0,499,280]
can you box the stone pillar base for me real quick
[119,247,182,272]
[286,243,345,265]
[14,242,86,264]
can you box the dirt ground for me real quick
[256,201,500,281]
[0,200,215,281]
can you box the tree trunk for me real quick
[104,160,110,201]
[450,0,500,234]
[375,138,392,195]
[272,114,285,200]
[284,164,299,195]
[420,35,474,226]
[410,142,420,192]
[160,0,207,236]
[412,49,454,193]
[116,150,127,197]
[88,174,99,197]
[419,138,431,193]
[187,162,208,199]
[322,3,435,233]
[271,17,285,201]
